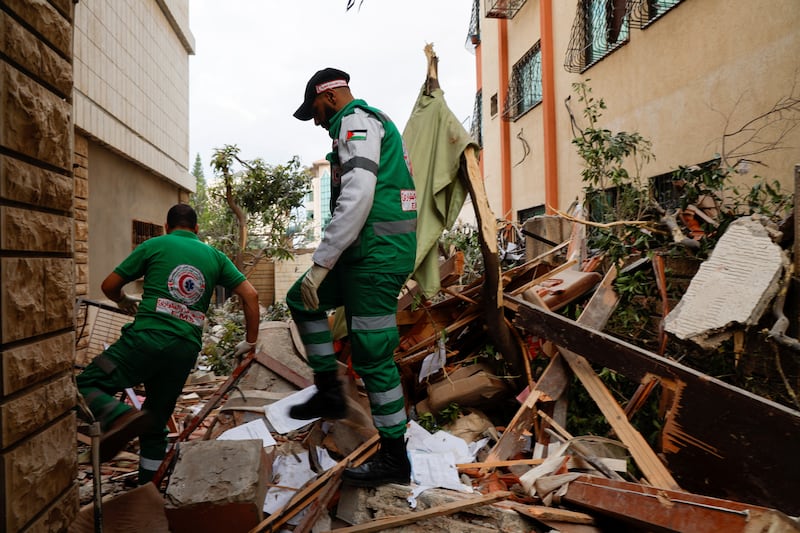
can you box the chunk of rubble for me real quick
[664,216,785,348]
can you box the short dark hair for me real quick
[166,204,197,228]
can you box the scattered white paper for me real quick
[264,386,320,434]
[418,338,446,382]
[406,420,473,494]
[408,449,472,493]
[263,453,316,520]
[216,418,276,448]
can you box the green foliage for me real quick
[417,402,461,433]
[200,297,248,375]
[440,222,484,284]
[199,297,288,376]
[204,145,312,262]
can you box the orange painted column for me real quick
[540,0,559,213]
[498,19,512,220]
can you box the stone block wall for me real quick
[245,256,275,307]
[0,1,79,531]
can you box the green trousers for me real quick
[288,268,408,439]
[76,326,198,483]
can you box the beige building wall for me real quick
[73,0,195,301]
[73,0,194,190]
[477,0,800,221]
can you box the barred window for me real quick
[517,204,545,224]
[502,41,542,121]
[630,0,684,28]
[132,220,163,248]
[470,89,483,147]
[565,0,630,73]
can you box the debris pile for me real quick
[75,206,800,531]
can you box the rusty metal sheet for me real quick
[560,475,799,533]
[512,297,800,516]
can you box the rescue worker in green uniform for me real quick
[288,68,417,487]
[76,204,260,484]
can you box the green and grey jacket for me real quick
[315,99,417,273]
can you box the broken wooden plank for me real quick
[513,297,800,515]
[254,351,312,389]
[481,352,572,467]
[560,475,800,533]
[456,458,545,470]
[557,348,679,490]
[495,500,596,525]
[331,491,512,533]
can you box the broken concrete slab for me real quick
[343,484,533,532]
[164,439,271,533]
[240,321,313,393]
[664,216,785,348]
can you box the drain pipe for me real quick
[89,421,104,532]
[540,0,559,213]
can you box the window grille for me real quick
[629,0,684,28]
[503,42,542,121]
[565,0,631,73]
[485,0,528,19]
[517,204,545,224]
[132,220,163,248]
[470,89,483,147]
[468,0,481,46]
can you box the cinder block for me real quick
[165,439,272,533]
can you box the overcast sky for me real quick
[189,0,478,178]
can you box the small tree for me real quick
[208,145,311,268]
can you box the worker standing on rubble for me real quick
[288,67,417,487]
[76,203,260,484]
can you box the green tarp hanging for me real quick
[402,87,479,298]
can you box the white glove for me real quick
[117,293,141,315]
[233,340,256,359]
[300,264,330,310]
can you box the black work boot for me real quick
[289,370,347,420]
[342,436,411,487]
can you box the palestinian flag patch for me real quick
[347,129,367,141]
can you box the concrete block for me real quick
[165,439,271,533]
[664,216,785,348]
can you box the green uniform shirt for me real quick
[113,230,246,348]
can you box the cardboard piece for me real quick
[424,363,509,413]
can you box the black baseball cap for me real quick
[293,67,350,121]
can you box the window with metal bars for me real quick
[517,204,545,224]
[565,0,630,73]
[132,220,163,249]
[468,0,481,46]
[470,89,483,147]
[629,0,684,28]
[502,41,542,121]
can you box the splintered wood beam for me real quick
[331,491,512,533]
[512,295,800,515]
[460,146,525,384]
